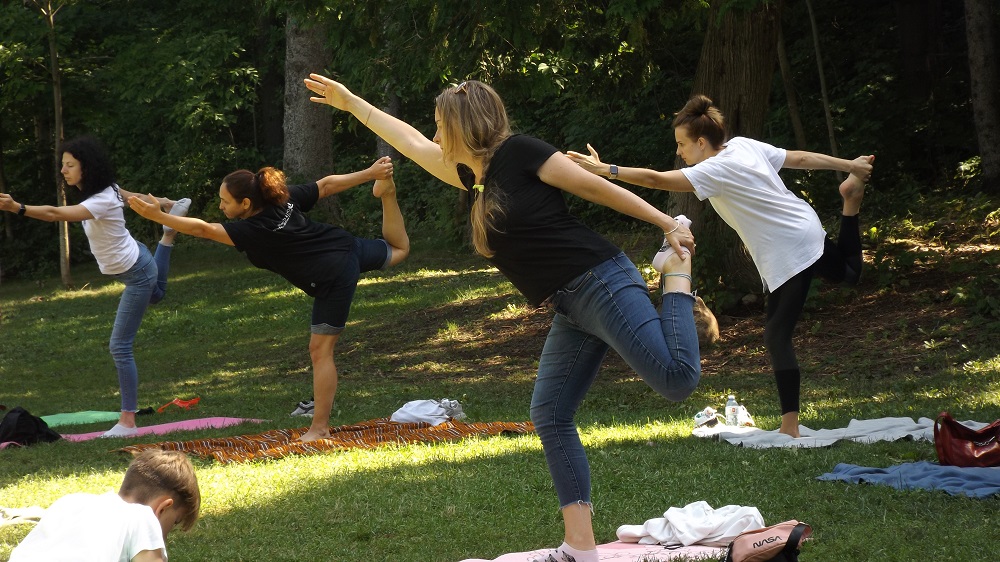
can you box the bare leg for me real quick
[298,333,339,443]
[118,410,136,428]
[839,155,874,216]
[660,249,693,294]
[562,503,596,551]
[374,178,409,267]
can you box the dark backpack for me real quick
[0,407,62,446]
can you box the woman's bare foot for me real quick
[297,427,332,443]
[660,250,692,294]
[373,177,396,198]
[839,155,874,216]
[778,411,801,438]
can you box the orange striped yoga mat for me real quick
[118,418,534,463]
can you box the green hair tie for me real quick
[473,184,484,192]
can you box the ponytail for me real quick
[222,166,289,211]
[672,94,727,150]
[435,80,511,257]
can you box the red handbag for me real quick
[934,411,1000,467]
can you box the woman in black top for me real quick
[129,158,407,443]
[305,74,700,562]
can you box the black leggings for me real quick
[764,215,861,414]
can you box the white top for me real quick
[80,185,141,275]
[10,492,167,562]
[681,137,825,292]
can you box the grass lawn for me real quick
[1,222,998,561]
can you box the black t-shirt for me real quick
[222,183,353,297]
[466,134,620,306]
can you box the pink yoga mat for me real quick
[460,541,725,561]
[61,417,265,442]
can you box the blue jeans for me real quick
[109,243,173,412]
[529,253,700,509]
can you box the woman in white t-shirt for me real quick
[0,136,190,438]
[568,95,874,438]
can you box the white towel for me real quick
[616,501,764,547]
[692,416,990,449]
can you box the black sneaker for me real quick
[289,399,314,417]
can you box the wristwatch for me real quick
[609,164,619,180]
[18,203,26,216]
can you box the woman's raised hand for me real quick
[369,156,394,180]
[304,73,355,111]
[565,143,609,177]
[127,194,165,221]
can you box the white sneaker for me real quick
[163,198,192,235]
[652,214,693,273]
[101,423,139,438]
[289,400,315,417]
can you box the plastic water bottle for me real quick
[725,395,739,426]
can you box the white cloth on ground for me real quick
[692,416,991,449]
[390,399,467,425]
[616,501,764,547]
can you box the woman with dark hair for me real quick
[0,135,191,437]
[128,157,407,443]
[567,94,874,438]
[304,74,700,562]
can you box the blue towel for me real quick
[817,461,1000,498]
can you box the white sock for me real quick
[529,543,599,562]
[652,214,692,273]
[163,197,192,236]
[101,423,139,438]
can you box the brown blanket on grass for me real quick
[117,418,534,463]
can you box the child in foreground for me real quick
[11,449,200,562]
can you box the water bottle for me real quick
[725,394,739,426]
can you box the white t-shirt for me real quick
[80,186,141,275]
[10,492,167,562]
[681,137,825,292]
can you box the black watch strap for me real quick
[18,203,27,216]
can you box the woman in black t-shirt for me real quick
[128,158,408,443]
[305,74,701,562]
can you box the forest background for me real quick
[0,0,998,311]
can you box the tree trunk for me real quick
[40,1,72,288]
[670,0,782,296]
[777,24,807,150]
[0,127,11,249]
[964,0,1000,193]
[255,9,286,165]
[805,0,842,182]
[375,84,401,161]
[282,16,334,212]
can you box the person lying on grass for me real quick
[10,449,200,562]
[304,73,700,562]
[128,158,408,443]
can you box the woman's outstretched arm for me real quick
[783,151,873,179]
[537,153,695,257]
[303,73,464,189]
[128,194,234,246]
[316,156,394,199]
[565,143,695,192]
[0,192,94,222]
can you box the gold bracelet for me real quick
[664,223,680,236]
[363,106,373,126]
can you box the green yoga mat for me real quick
[40,411,122,428]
